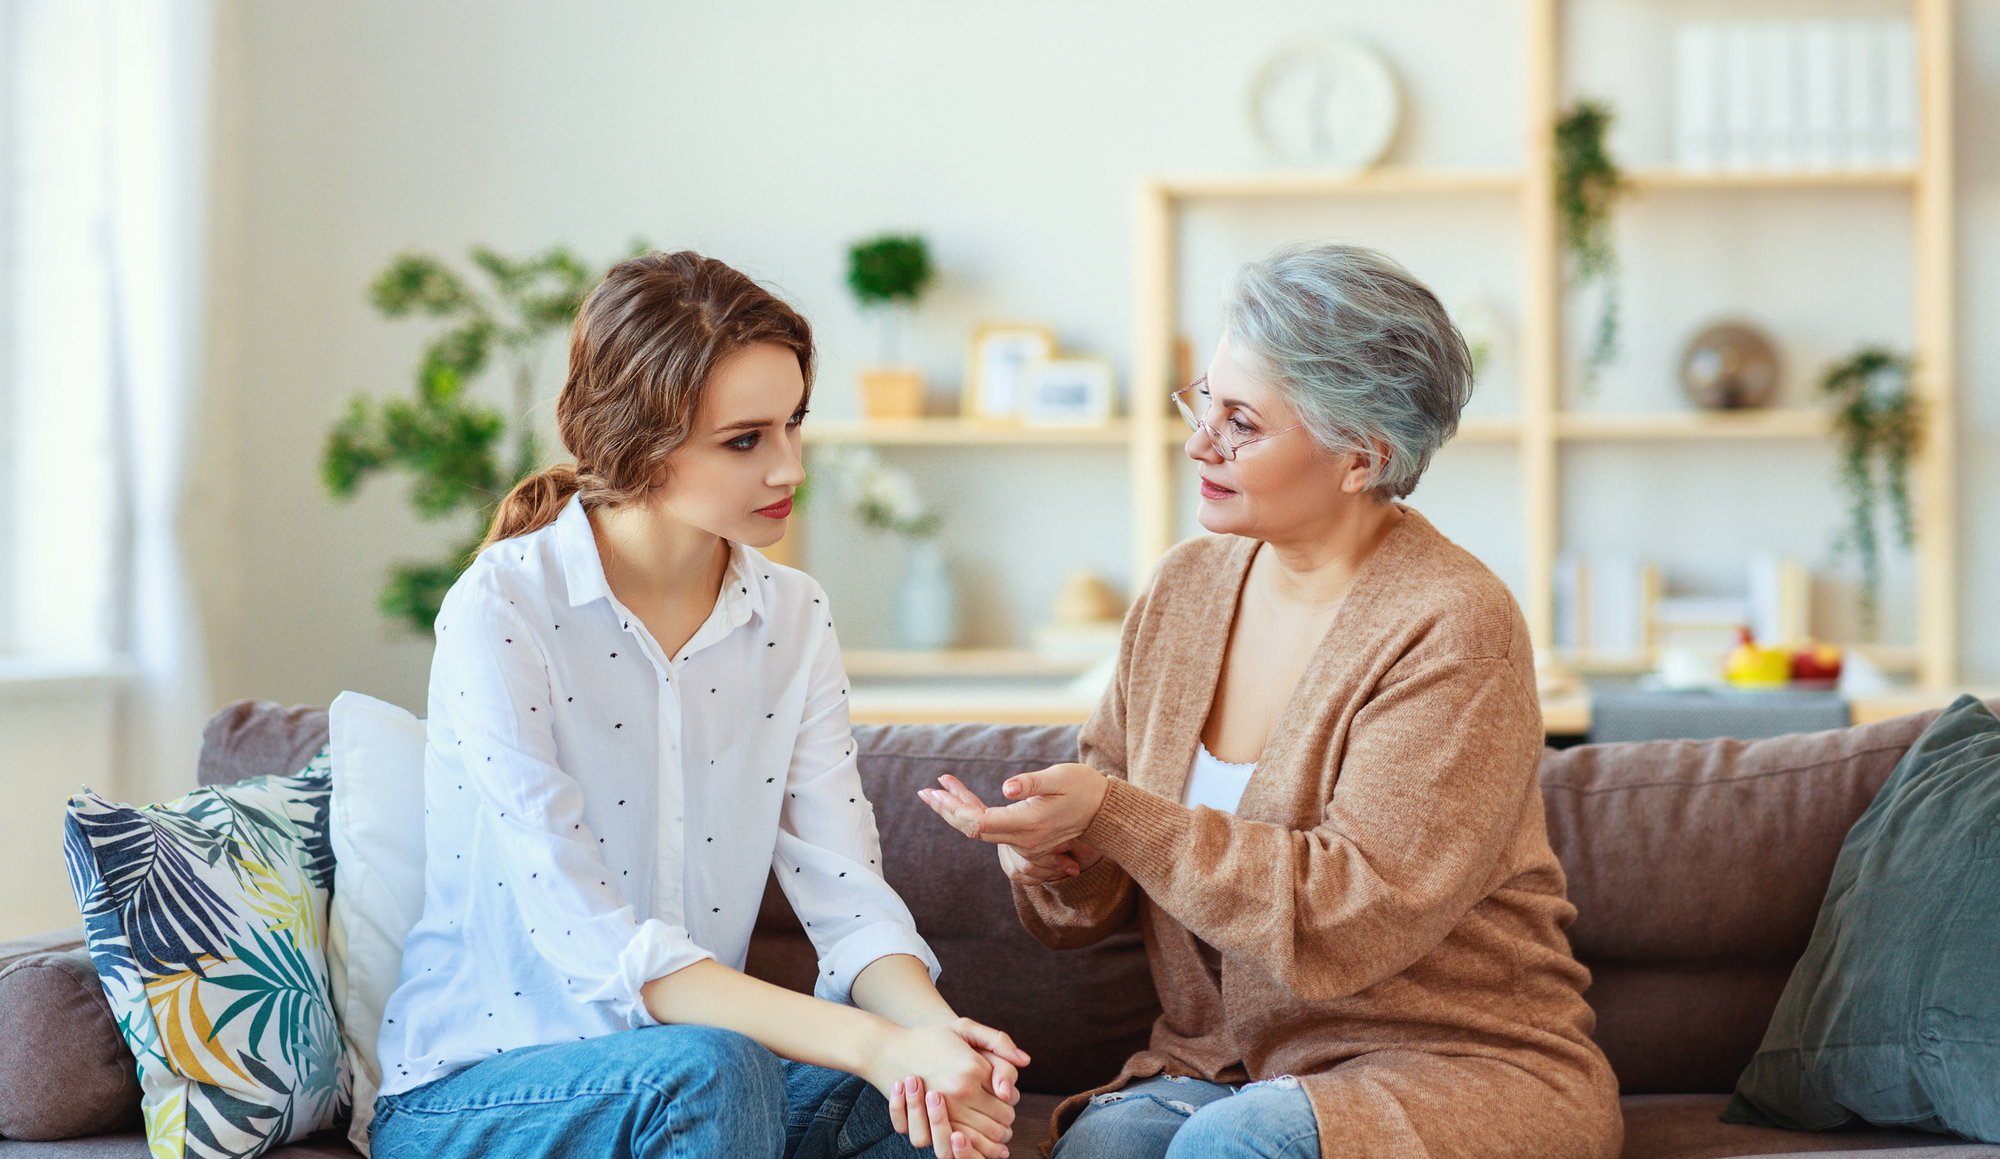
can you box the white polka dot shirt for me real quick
[376,494,938,1095]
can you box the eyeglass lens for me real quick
[1175,381,1238,459]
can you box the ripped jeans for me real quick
[1051,1073,1318,1159]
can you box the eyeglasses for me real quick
[1171,377,1303,461]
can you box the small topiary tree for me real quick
[845,233,933,364]
[321,241,644,632]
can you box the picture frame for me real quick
[1020,356,1116,428]
[964,324,1057,423]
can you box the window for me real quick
[2,0,142,664]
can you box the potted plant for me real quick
[1554,99,1624,391]
[1821,346,1921,640]
[321,242,637,632]
[846,232,935,419]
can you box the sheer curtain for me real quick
[5,0,212,803]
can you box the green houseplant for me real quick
[845,233,935,418]
[1821,346,1921,639]
[1554,100,1625,390]
[321,243,638,632]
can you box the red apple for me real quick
[1791,643,1843,682]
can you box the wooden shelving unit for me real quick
[794,0,1959,715]
[1128,0,1959,688]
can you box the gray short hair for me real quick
[1223,241,1473,500]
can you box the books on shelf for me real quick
[1674,18,1917,175]
[1555,553,1812,659]
[1554,554,1658,657]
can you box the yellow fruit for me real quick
[1726,635,1794,688]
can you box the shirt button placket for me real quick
[654,647,686,933]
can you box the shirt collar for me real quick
[553,492,767,628]
[554,493,612,609]
[716,540,766,629]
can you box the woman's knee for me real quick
[626,1025,785,1156]
[1055,1081,1220,1159]
[649,1024,780,1081]
[1166,1079,1318,1159]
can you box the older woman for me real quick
[920,242,1621,1159]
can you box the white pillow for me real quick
[326,691,427,1156]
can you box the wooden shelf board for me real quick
[1627,168,1918,191]
[1556,408,1831,440]
[805,419,1130,446]
[1156,168,1520,200]
[1849,687,2000,726]
[844,648,1095,678]
[852,683,1591,735]
[848,688,1097,726]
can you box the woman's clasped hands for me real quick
[878,1018,1028,1159]
[919,763,1110,887]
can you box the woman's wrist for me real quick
[838,1005,903,1083]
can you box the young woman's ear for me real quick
[647,463,670,490]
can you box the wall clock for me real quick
[1249,36,1401,169]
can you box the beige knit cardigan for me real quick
[1015,511,1622,1159]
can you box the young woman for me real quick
[371,251,1026,1159]
[922,242,1620,1159]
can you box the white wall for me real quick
[189,0,2000,716]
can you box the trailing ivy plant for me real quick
[322,242,642,632]
[845,233,934,364]
[1554,100,1624,391]
[1822,346,1920,640]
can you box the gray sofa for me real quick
[4,701,1999,1159]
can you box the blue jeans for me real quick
[370,1024,928,1159]
[1051,1074,1319,1159]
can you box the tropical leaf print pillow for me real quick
[63,750,351,1159]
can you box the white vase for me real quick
[896,539,958,651]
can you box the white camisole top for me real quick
[1183,742,1257,814]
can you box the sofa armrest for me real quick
[0,931,141,1140]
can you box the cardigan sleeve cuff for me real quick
[1083,777,1192,888]
[1034,848,1127,909]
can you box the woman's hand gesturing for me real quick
[919,765,1110,859]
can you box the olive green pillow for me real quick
[1724,694,2000,1142]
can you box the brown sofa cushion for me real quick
[198,700,330,788]
[1538,702,1993,1094]
[749,723,1159,1098]
[0,929,139,1141]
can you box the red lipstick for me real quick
[1199,477,1236,501]
[754,497,793,519]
